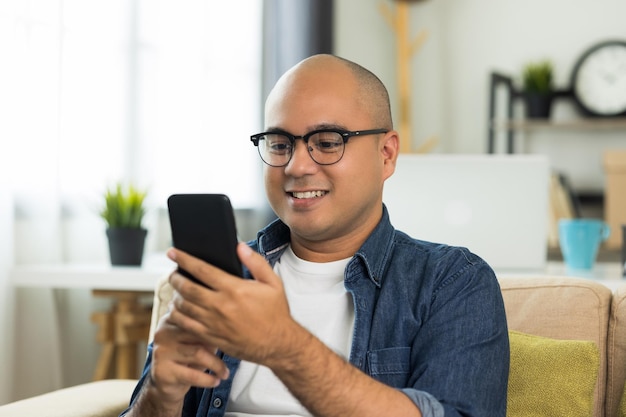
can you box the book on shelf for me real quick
[548,172,580,248]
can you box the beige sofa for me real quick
[500,276,626,417]
[2,274,626,417]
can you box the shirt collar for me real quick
[255,205,396,288]
[351,205,395,287]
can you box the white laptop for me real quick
[383,154,550,271]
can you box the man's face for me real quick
[263,64,396,253]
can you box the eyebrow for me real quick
[264,123,349,135]
[264,127,291,135]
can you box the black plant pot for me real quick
[106,228,147,266]
[524,92,553,119]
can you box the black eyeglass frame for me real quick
[250,128,389,167]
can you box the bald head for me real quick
[266,54,393,130]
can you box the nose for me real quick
[284,138,318,176]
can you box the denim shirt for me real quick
[123,206,509,417]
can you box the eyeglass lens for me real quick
[258,131,346,166]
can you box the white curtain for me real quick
[0,0,263,403]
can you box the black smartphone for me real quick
[167,194,243,284]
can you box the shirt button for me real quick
[213,397,223,408]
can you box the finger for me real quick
[153,324,229,381]
[237,243,282,288]
[175,344,229,380]
[175,341,216,361]
[151,355,225,390]
[177,366,225,388]
[168,248,234,290]
[165,298,212,339]
[168,270,213,308]
[166,294,237,351]
[168,290,216,336]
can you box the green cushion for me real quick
[507,330,599,417]
[619,384,626,417]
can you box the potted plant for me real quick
[522,60,554,119]
[100,183,148,266]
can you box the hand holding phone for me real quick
[167,194,243,284]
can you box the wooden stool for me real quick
[90,290,153,380]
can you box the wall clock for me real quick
[570,40,626,117]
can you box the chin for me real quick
[285,217,330,239]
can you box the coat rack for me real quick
[379,0,437,153]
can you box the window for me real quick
[135,0,263,207]
[1,0,264,209]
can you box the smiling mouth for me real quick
[289,190,327,199]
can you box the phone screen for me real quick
[167,194,243,282]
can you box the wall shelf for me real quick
[491,118,626,132]
[487,72,626,153]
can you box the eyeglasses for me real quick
[250,128,388,167]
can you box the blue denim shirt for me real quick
[123,206,509,417]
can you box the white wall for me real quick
[0,192,15,404]
[335,0,626,193]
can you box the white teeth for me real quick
[291,191,326,199]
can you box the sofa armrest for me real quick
[0,379,137,417]
[149,274,174,342]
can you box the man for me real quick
[123,54,509,417]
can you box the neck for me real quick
[290,237,359,263]
[288,209,382,263]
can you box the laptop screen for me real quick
[383,154,550,272]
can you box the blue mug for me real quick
[558,219,610,270]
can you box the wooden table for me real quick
[90,290,153,380]
[10,261,170,380]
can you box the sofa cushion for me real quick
[0,379,137,417]
[499,276,612,417]
[508,330,599,417]
[607,283,626,417]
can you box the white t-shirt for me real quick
[225,246,354,417]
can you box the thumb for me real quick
[237,243,282,287]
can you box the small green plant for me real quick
[522,60,553,95]
[100,183,147,229]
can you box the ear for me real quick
[380,130,400,181]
